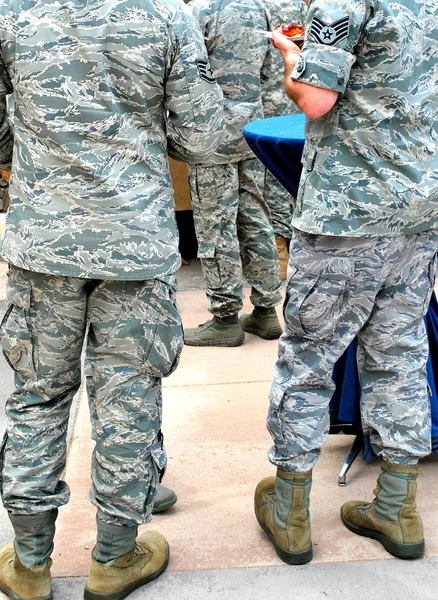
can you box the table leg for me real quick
[338,434,363,486]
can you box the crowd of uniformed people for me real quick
[0,0,436,599]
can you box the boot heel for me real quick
[381,537,424,560]
[274,542,313,565]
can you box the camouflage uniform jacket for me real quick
[292,0,438,237]
[0,0,224,279]
[261,0,307,118]
[189,0,271,165]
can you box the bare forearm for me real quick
[272,31,339,120]
[282,51,339,120]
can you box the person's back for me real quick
[294,0,438,237]
[0,0,224,279]
[190,0,270,164]
[0,3,224,600]
[184,0,283,348]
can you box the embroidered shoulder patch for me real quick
[309,16,350,46]
[196,59,216,83]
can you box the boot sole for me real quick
[241,325,282,340]
[255,509,313,565]
[0,583,53,600]
[340,510,425,559]
[83,545,170,600]
[184,333,245,347]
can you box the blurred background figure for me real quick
[184,0,283,348]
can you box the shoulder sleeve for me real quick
[165,4,224,164]
[292,0,368,93]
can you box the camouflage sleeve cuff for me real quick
[291,44,357,94]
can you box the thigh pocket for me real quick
[190,167,228,289]
[139,277,184,379]
[284,253,354,341]
[0,276,37,380]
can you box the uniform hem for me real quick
[1,253,182,281]
[291,220,438,239]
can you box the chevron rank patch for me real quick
[309,15,350,46]
[196,59,216,83]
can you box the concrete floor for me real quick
[0,259,437,600]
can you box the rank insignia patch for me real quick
[196,59,216,83]
[310,16,349,46]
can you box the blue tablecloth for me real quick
[244,114,306,199]
[243,114,438,457]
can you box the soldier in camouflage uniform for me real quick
[184,0,283,347]
[0,1,224,599]
[255,0,438,565]
[261,0,307,280]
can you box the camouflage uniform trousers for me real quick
[268,228,438,472]
[0,265,183,526]
[188,158,282,318]
[263,169,294,240]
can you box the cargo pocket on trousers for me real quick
[0,278,37,380]
[284,254,354,341]
[197,244,222,288]
[140,278,184,379]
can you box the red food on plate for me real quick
[274,23,305,38]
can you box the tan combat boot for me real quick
[275,237,289,281]
[255,469,313,564]
[341,462,424,559]
[0,543,53,600]
[84,531,169,600]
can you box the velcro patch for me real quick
[310,16,349,46]
[196,59,216,83]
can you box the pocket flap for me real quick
[197,244,216,259]
[293,253,354,280]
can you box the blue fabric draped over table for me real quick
[243,114,438,459]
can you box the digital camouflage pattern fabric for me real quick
[188,0,281,318]
[261,0,307,239]
[189,159,281,317]
[0,0,224,279]
[0,265,183,526]
[189,0,270,165]
[292,0,438,237]
[268,228,438,472]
